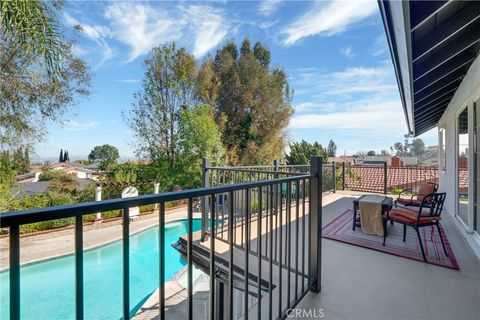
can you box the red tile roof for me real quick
[345,166,466,193]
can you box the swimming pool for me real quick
[0,218,202,319]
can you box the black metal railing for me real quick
[201,159,334,249]
[341,162,439,194]
[0,156,325,320]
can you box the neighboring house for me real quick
[13,179,93,198]
[327,156,357,164]
[12,181,51,197]
[358,156,418,166]
[379,1,480,257]
[16,162,98,183]
[345,166,440,193]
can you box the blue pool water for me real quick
[0,219,202,319]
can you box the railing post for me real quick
[273,159,279,214]
[332,162,336,193]
[9,225,20,320]
[95,185,102,220]
[273,159,279,176]
[342,162,346,190]
[201,157,210,241]
[384,162,388,194]
[153,182,160,210]
[309,156,322,293]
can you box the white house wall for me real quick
[438,54,480,255]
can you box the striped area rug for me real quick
[322,209,459,270]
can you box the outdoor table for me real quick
[352,195,393,231]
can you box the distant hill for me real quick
[33,156,137,164]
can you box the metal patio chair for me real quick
[383,192,447,262]
[395,182,438,207]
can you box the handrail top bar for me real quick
[0,174,314,228]
[205,167,306,175]
[206,165,274,169]
[279,164,310,167]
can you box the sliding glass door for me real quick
[475,101,480,235]
[457,107,469,225]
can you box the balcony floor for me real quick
[135,191,479,319]
[295,191,480,320]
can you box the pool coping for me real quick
[0,209,201,272]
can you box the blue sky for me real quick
[37,0,437,160]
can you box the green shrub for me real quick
[251,199,259,214]
[10,191,75,233]
[140,204,156,213]
[20,218,74,233]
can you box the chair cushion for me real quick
[416,183,435,201]
[396,197,413,205]
[388,207,440,224]
[396,197,423,206]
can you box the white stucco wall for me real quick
[437,54,480,254]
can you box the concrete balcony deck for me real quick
[134,191,479,319]
[295,191,480,320]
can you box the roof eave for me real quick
[378,0,415,136]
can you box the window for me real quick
[457,107,469,225]
[439,127,446,172]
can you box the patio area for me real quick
[296,191,480,320]
[132,190,479,320]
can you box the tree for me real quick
[11,147,27,173]
[1,1,91,148]
[75,159,91,165]
[355,150,367,157]
[392,138,426,156]
[410,138,426,156]
[59,149,64,163]
[38,164,56,181]
[286,140,328,165]
[10,147,30,174]
[48,172,78,194]
[393,142,405,156]
[125,43,197,165]
[23,148,30,173]
[327,140,337,157]
[64,150,70,162]
[1,0,63,78]
[37,164,78,193]
[366,150,376,156]
[379,149,389,156]
[176,105,226,187]
[88,144,120,170]
[0,151,16,212]
[198,38,293,165]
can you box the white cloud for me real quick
[259,0,282,16]
[105,3,185,63]
[63,13,113,67]
[181,6,228,58]
[102,3,227,62]
[281,0,378,45]
[292,65,398,97]
[288,62,408,137]
[290,99,406,133]
[63,120,100,131]
[371,34,389,57]
[115,79,141,83]
[259,19,279,30]
[294,102,337,113]
[340,46,354,59]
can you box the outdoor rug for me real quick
[322,209,459,270]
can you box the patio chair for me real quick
[383,192,447,262]
[395,182,438,207]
